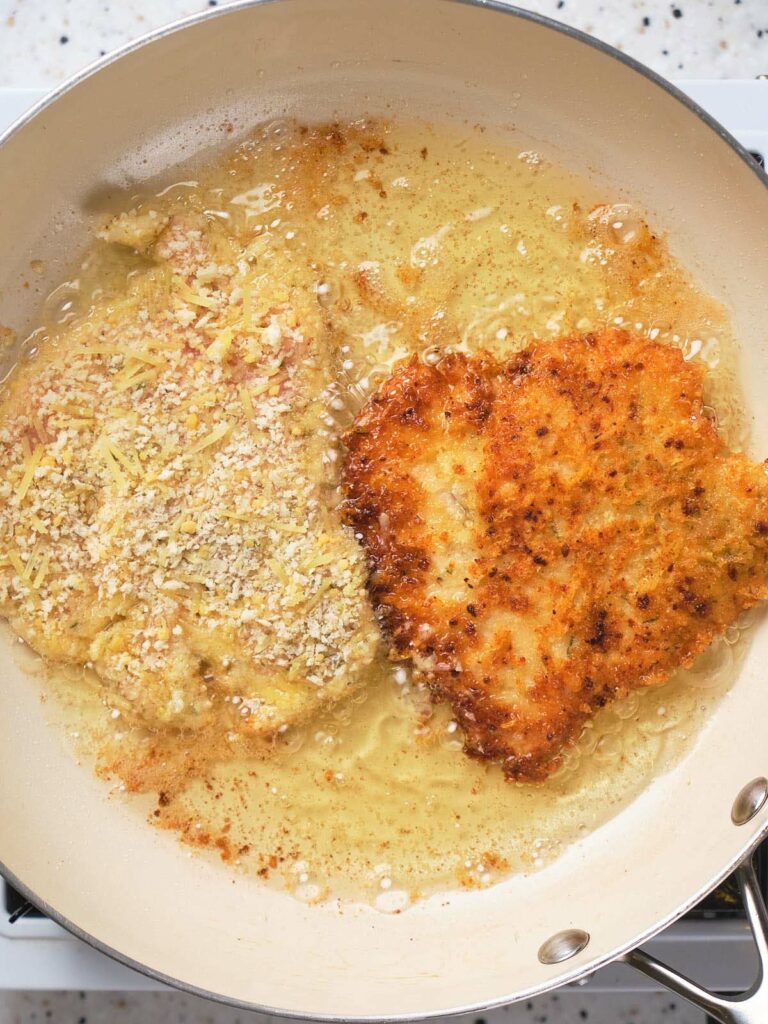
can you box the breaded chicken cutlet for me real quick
[0,212,377,738]
[342,329,768,781]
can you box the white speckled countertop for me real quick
[0,2,763,1022]
[0,0,767,86]
[0,989,707,1023]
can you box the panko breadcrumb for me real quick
[0,211,378,735]
[342,330,768,780]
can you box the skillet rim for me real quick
[0,0,767,1017]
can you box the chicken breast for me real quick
[342,330,768,780]
[0,213,377,737]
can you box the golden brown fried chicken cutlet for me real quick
[342,330,768,781]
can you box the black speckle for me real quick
[672,6,683,17]
[556,0,565,7]
[662,47,670,55]
[758,28,764,38]
[586,608,608,649]
[579,1012,589,1021]
[99,49,106,56]
[78,1018,86,1024]
[642,15,651,25]
[681,496,700,516]
[59,34,69,44]
[208,0,218,5]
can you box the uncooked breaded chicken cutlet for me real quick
[342,329,768,781]
[0,212,378,738]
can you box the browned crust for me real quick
[341,330,768,781]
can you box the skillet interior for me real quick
[0,0,767,1017]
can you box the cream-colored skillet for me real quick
[0,1,767,1020]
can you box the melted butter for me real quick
[18,117,754,907]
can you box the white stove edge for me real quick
[0,80,765,995]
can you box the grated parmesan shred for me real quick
[0,212,377,734]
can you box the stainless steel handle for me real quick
[622,854,768,1024]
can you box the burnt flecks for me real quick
[586,608,608,649]
[507,354,532,379]
[679,585,709,617]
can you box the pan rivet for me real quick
[732,777,768,826]
[538,928,590,965]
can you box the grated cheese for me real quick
[0,200,376,740]
[239,388,256,422]
[32,554,50,589]
[185,421,233,456]
[15,445,44,502]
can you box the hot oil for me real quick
[23,117,753,907]
[162,634,753,909]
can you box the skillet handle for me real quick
[621,854,768,1024]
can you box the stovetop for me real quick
[0,80,766,995]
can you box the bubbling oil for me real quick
[22,117,755,907]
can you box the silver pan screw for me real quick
[732,777,768,826]
[538,928,590,965]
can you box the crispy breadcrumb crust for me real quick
[342,330,768,780]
